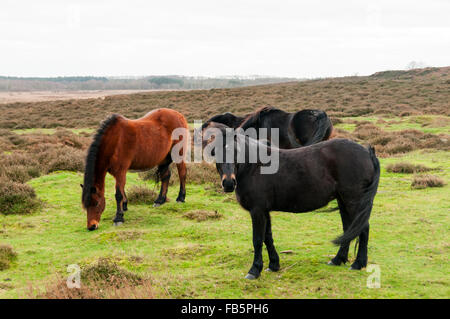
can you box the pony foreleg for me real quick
[176,162,186,203]
[264,212,280,272]
[246,209,267,280]
[122,191,128,211]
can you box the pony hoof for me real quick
[265,268,275,272]
[113,222,123,226]
[349,266,361,270]
[327,260,338,266]
[153,203,161,207]
[176,200,185,204]
[245,273,258,280]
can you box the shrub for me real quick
[0,178,41,215]
[411,175,445,189]
[42,146,85,173]
[386,162,432,174]
[126,185,157,205]
[0,245,17,271]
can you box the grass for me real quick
[0,149,448,298]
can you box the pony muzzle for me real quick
[222,174,237,192]
[87,222,99,231]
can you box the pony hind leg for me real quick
[328,197,351,266]
[175,161,186,203]
[154,162,171,207]
[350,224,369,270]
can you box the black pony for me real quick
[210,129,380,279]
[201,106,334,148]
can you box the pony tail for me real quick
[332,146,380,246]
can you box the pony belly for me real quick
[274,190,336,213]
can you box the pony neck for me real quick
[93,169,107,196]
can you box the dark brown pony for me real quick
[201,106,335,148]
[81,108,188,231]
[239,106,335,148]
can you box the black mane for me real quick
[239,106,284,130]
[82,114,119,208]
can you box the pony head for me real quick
[81,184,105,230]
[203,126,238,193]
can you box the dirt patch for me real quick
[162,243,209,260]
[97,230,144,242]
[183,210,222,222]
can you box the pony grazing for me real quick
[201,106,334,148]
[208,129,380,279]
[81,108,188,231]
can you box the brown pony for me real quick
[81,108,188,231]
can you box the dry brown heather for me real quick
[0,66,449,129]
[411,174,446,189]
[386,162,433,174]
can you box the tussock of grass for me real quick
[0,245,17,271]
[183,209,222,222]
[31,277,159,299]
[0,178,41,215]
[126,185,157,205]
[31,258,161,299]
[411,175,446,189]
[81,258,142,287]
[386,162,432,174]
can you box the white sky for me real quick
[1,0,449,78]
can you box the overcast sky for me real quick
[1,0,449,78]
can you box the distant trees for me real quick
[148,77,184,87]
[0,75,299,92]
[406,61,427,70]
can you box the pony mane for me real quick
[239,106,283,130]
[82,114,119,208]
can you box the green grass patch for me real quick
[0,151,448,298]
